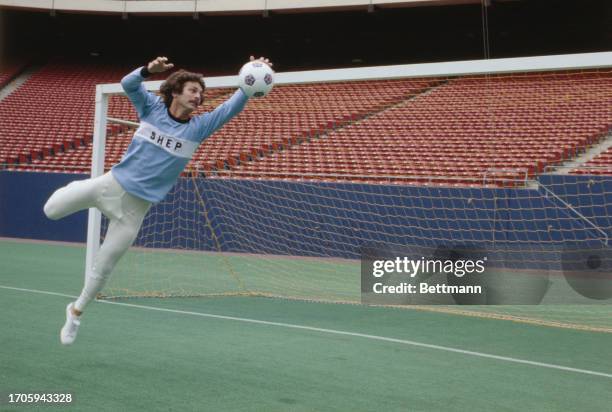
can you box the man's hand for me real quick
[249,55,273,68]
[147,56,174,73]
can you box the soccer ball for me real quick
[238,61,274,98]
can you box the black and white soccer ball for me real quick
[238,61,275,98]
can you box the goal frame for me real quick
[86,51,612,279]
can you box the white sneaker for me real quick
[60,302,81,345]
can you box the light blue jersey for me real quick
[112,67,248,203]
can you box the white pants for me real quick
[44,172,151,311]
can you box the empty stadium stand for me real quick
[0,60,131,169]
[2,61,611,186]
[230,71,612,186]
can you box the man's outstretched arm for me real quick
[121,56,174,118]
[196,56,274,140]
[196,89,249,139]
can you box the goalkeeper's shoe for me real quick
[60,302,81,345]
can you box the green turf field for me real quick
[1,239,611,411]
[102,238,612,333]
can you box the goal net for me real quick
[90,53,612,332]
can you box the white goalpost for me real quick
[87,52,612,331]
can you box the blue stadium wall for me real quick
[0,172,89,242]
[1,171,610,269]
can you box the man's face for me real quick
[173,81,204,112]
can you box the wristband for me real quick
[140,66,152,78]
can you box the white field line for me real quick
[1,284,611,380]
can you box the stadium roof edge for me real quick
[0,0,482,15]
[98,52,612,95]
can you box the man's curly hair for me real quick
[159,70,206,108]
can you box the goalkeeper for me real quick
[44,56,273,345]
